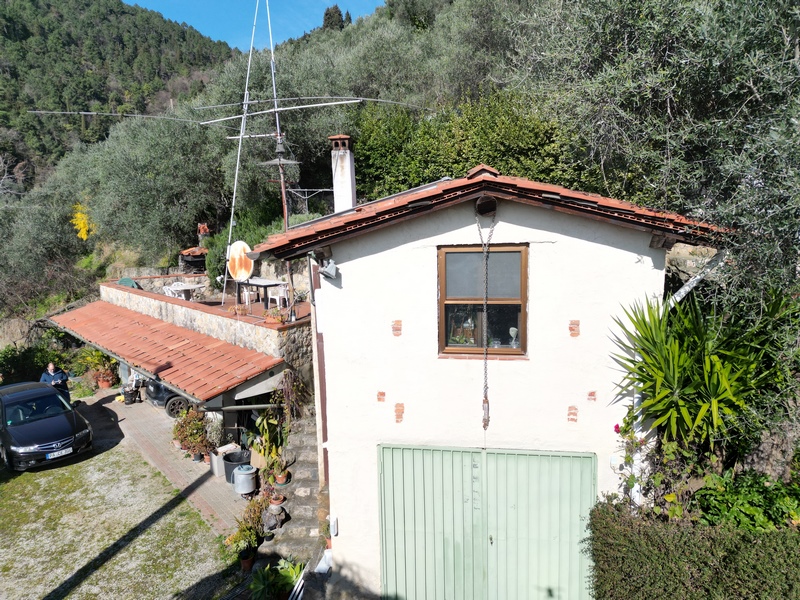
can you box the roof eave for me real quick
[258,179,721,260]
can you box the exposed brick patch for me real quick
[587,391,597,402]
[377,391,386,403]
[567,405,578,423]
[569,320,580,337]
[391,320,402,336]
[395,403,405,423]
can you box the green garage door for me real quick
[379,446,596,600]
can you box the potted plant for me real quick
[75,348,119,389]
[241,494,270,541]
[269,446,292,486]
[172,408,207,459]
[224,520,259,573]
[227,304,249,316]
[172,410,190,450]
[247,409,283,472]
[249,557,305,600]
[263,482,286,511]
[262,307,287,324]
[321,519,332,549]
[206,415,231,475]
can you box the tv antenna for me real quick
[213,1,434,307]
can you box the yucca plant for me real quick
[612,291,799,450]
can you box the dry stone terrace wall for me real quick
[100,283,307,361]
[280,320,313,369]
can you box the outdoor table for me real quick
[235,277,284,310]
[169,282,205,301]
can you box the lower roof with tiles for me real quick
[51,301,283,402]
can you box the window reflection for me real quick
[446,304,521,348]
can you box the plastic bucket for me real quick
[233,464,257,495]
[223,450,251,484]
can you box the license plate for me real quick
[46,447,73,459]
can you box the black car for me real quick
[0,382,93,471]
[144,378,190,418]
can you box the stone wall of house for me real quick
[279,320,314,371]
[258,257,311,298]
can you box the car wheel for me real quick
[0,445,15,472]
[164,395,189,419]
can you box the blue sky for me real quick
[122,1,385,51]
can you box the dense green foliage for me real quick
[507,0,800,307]
[0,0,234,178]
[613,293,800,453]
[353,91,593,198]
[587,500,800,599]
[694,469,800,531]
[0,329,74,383]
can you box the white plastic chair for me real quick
[267,284,289,309]
[242,288,260,304]
[163,285,180,298]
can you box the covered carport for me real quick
[50,301,286,433]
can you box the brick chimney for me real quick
[329,134,356,213]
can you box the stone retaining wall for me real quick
[100,284,310,362]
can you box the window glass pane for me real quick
[488,252,521,298]
[446,253,482,298]
[445,304,478,347]
[445,251,520,299]
[445,304,521,349]
[486,305,521,348]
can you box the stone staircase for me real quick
[257,409,325,564]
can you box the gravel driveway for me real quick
[0,392,242,600]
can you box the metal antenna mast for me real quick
[221,0,260,306]
[265,0,297,319]
[265,0,289,232]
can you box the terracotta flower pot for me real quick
[97,379,112,389]
[274,471,289,485]
[239,549,256,573]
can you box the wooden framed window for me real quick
[438,244,528,355]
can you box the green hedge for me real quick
[587,501,800,599]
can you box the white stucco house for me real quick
[252,141,718,599]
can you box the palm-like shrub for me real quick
[612,292,799,451]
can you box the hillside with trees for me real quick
[0,0,797,319]
[1,0,798,317]
[0,0,235,184]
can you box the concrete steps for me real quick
[255,409,324,564]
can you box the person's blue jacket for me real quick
[40,366,70,399]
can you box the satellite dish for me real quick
[227,240,255,282]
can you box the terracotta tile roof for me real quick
[179,246,208,256]
[51,302,283,402]
[254,164,723,259]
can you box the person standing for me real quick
[40,362,71,402]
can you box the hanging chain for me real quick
[476,210,497,430]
